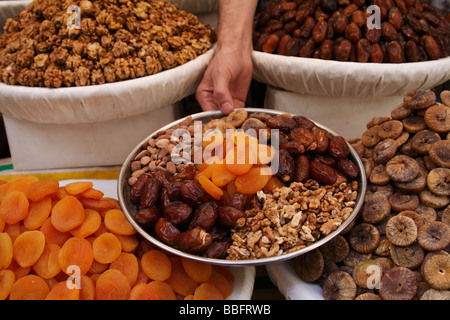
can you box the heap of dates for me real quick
[128,111,361,259]
[253,0,450,62]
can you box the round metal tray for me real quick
[118,108,367,266]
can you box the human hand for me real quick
[196,46,253,115]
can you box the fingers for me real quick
[212,71,234,115]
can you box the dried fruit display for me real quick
[253,0,450,62]
[0,0,215,87]
[0,176,233,300]
[127,108,361,260]
[292,89,450,300]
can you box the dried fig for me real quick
[361,193,391,224]
[402,115,427,133]
[417,221,450,251]
[349,223,381,254]
[292,248,324,282]
[428,140,450,168]
[424,104,450,133]
[427,168,450,197]
[372,139,397,164]
[419,189,450,209]
[390,242,424,269]
[403,89,436,110]
[369,164,391,185]
[320,235,350,263]
[422,254,450,290]
[379,267,418,300]
[225,108,248,128]
[440,90,450,107]
[391,103,413,120]
[386,215,418,246]
[322,271,357,300]
[410,130,441,155]
[385,155,420,183]
[378,120,404,140]
[389,192,420,212]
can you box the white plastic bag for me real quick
[253,51,450,97]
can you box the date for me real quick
[309,160,338,185]
[177,227,212,254]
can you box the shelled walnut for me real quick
[0,0,216,87]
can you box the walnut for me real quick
[86,42,103,61]
[145,56,162,75]
[159,50,177,70]
[43,67,63,88]
[34,54,49,69]
[74,66,90,86]
[49,47,68,65]
[226,180,358,260]
[112,40,130,58]
[91,68,105,85]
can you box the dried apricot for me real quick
[0,232,13,269]
[104,209,136,236]
[211,163,236,187]
[193,282,224,300]
[27,179,59,202]
[13,230,45,268]
[141,249,171,281]
[92,232,122,264]
[9,274,49,300]
[32,243,61,279]
[7,176,38,195]
[148,280,176,300]
[129,283,159,300]
[23,197,52,230]
[224,146,254,175]
[181,257,213,283]
[234,165,271,195]
[206,270,231,298]
[51,196,85,232]
[64,181,94,195]
[109,253,138,287]
[166,257,198,296]
[58,237,93,275]
[0,191,29,224]
[79,275,95,300]
[69,208,101,238]
[198,176,223,200]
[40,217,71,247]
[45,281,79,300]
[0,269,15,300]
[95,269,131,300]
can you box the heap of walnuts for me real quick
[0,0,216,88]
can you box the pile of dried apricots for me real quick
[0,175,233,300]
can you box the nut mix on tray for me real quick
[292,89,450,300]
[127,109,360,260]
[0,0,215,87]
[253,0,450,62]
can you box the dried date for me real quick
[312,18,328,43]
[356,38,371,62]
[218,206,246,229]
[189,202,218,231]
[130,173,151,203]
[290,127,318,151]
[345,22,362,43]
[337,159,359,179]
[266,115,297,132]
[177,227,212,254]
[277,149,296,182]
[163,201,193,225]
[205,240,231,259]
[180,180,208,207]
[328,136,350,159]
[295,155,310,183]
[309,160,338,185]
[135,207,161,228]
[154,217,180,245]
[334,38,352,61]
[140,178,162,209]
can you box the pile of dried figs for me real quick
[292,89,450,300]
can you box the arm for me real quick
[196,0,258,114]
